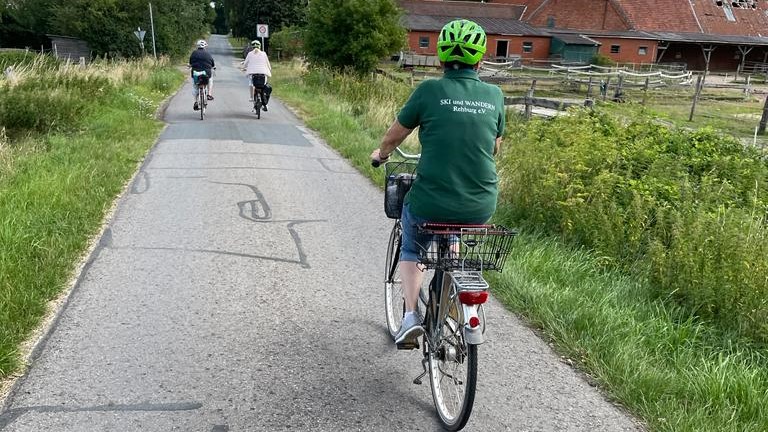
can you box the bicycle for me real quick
[375,148,517,431]
[192,69,210,121]
[251,74,267,119]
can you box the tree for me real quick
[213,2,228,34]
[4,0,213,57]
[304,0,405,74]
[225,0,307,39]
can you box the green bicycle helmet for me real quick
[436,19,487,65]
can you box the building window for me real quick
[638,46,648,55]
[546,16,555,28]
[610,45,620,54]
[522,41,533,53]
[419,36,429,49]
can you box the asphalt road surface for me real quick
[0,36,643,431]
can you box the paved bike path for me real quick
[0,35,642,431]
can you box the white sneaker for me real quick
[395,311,423,344]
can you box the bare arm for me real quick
[494,136,502,156]
[371,120,414,162]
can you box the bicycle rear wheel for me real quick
[254,91,262,119]
[384,221,404,339]
[427,289,478,431]
[199,87,206,120]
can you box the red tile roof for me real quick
[399,0,525,20]
[518,0,632,31]
[517,0,768,37]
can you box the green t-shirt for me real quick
[397,68,505,222]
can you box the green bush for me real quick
[304,0,406,74]
[498,109,768,343]
[592,53,615,66]
[0,88,90,136]
[270,25,304,60]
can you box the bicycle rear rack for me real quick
[450,271,489,291]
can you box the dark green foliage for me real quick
[269,25,304,59]
[304,0,406,74]
[3,0,213,58]
[226,0,307,40]
[0,10,49,50]
[213,2,228,34]
[498,109,768,343]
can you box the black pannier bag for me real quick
[384,172,415,219]
[251,74,267,88]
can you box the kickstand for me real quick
[413,357,428,385]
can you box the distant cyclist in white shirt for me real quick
[241,40,272,111]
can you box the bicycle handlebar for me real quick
[371,147,420,167]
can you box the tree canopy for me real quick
[1,0,213,57]
[225,0,307,40]
[304,0,405,74]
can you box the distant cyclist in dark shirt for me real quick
[371,19,505,344]
[189,39,216,110]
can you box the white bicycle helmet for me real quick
[251,39,261,48]
[196,39,207,48]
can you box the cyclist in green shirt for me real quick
[371,19,505,344]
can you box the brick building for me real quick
[517,0,768,71]
[399,0,768,72]
[399,0,550,63]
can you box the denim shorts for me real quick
[400,203,489,262]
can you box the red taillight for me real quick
[458,291,488,305]
[468,316,481,328]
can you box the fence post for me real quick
[745,75,752,97]
[586,76,594,99]
[757,94,768,135]
[613,75,624,101]
[524,79,537,120]
[601,77,610,101]
[642,76,650,105]
[689,74,704,122]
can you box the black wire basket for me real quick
[384,160,417,219]
[416,223,518,271]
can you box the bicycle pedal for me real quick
[396,340,419,350]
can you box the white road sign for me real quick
[257,24,269,38]
[134,27,146,42]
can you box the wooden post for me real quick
[757,94,768,135]
[642,76,650,105]
[602,77,610,101]
[524,79,537,120]
[586,76,594,98]
[613,75,624,101]
[745,75,752,97]
[689,74,704,122]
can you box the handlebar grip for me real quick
[371,159,381,168]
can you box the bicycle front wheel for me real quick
[427,293,478,431]
[384,221,404,339]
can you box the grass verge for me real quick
[269,60,768,432]
[0,57,184,379]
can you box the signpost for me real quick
[148,2,157,58]
[133,27,146,54]
[257,24,269,51]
